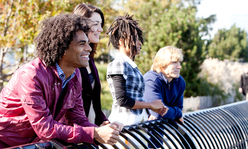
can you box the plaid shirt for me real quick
[56,63,75,89]
[107,52,145,115]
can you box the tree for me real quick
[116,0,182,71]
[0,0,96,90]
[208,25,248,62]
[123,0,215,97]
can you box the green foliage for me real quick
[233,83,244,102]
[208,25,248,61]
[124,0,213,97]
[198,78,229,106]
[100,81,113,110]
[0,0,94,49]
[96,63,112,110]
[95,62,108,81]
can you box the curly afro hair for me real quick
[105,13,143,60]
[35,13,92,67]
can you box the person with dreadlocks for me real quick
[105,14,168,125]
[0,13,119,148]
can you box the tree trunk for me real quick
[0,47,5,91]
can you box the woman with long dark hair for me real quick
[73,4,123,130]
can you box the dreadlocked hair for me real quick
[35,13,92,67]
[105,13,143,60]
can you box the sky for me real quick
[196,0,248,38]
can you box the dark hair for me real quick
[73,3,104,58]
[106,13,143,59]
[35,13,92,67]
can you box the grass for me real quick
[100,81,113,110]
[95,62,113,110]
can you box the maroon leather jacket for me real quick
[0,58,97,147]
[79,58,108,126]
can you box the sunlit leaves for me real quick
[208,25,248,62]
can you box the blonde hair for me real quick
[151,46,183,73]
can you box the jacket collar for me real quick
[39,58,61,80]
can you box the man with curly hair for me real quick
[0,13,120,148]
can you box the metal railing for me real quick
[9,100,248,149]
